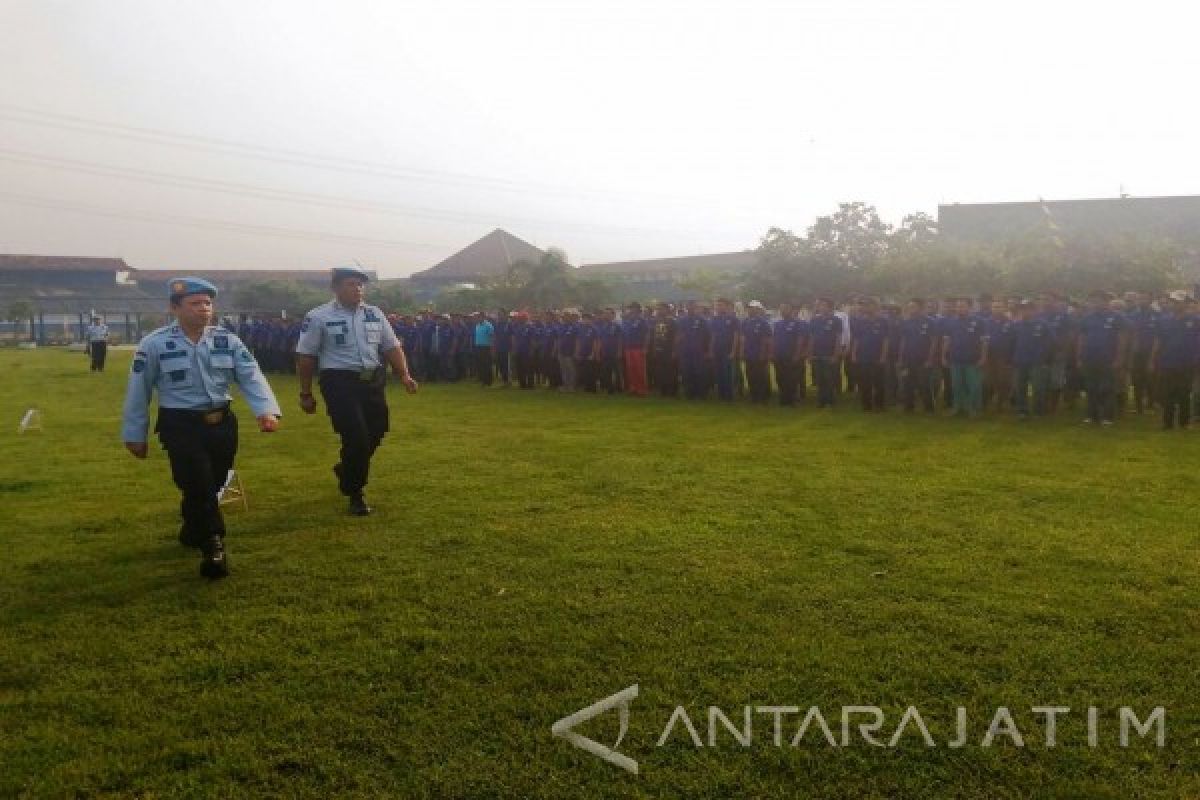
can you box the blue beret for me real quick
[167,276,218,300]
[332,266,370,283]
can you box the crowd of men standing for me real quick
[378,290,1199,429]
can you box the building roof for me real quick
[410,229,546,282]
[578,251,759,276]
[133,269,370,286]
[0,255,131,273]
[939,195,1200,243]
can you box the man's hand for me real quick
[257,414,280,432]
[300,393,318,414]
[125,442,148,459]
[401,374,419,394]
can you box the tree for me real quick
[892,212,939,248]
[229,281,326,317]
[6,299,35,342]
[806,202,892,271]
[370,281,418,313]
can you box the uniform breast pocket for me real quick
[164,367,196,389]
[210,353,235,369]
[365,322,383,344]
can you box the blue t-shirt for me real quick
[899,316,936,365]
[576,322,597,359]
[809,314,842,359]
[710,314,740,358]
[1011,318,1052,367]
[473,320,495,347]
[494,319,510,352]
[1155,314,1199,369]
[943,315,988,365]
[620,317,648,350]
[678,315,710,361]
[556,322,578,355]
[512,323,535,356]
[987,317,1015,362]
[1077,310,1126,366]
[851,317,889,363]
[1129,308,1161,355]
[773,318,807,361]
[741,317,772,361]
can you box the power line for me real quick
[0,190,447,251]
[0,146,740,240]
[0,103,717,208]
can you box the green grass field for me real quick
[1,347,1197,798]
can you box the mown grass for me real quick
[0,347,1196,799]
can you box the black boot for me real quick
[200,534,229,579]
[178,523,206,549]
[348,493,372,516]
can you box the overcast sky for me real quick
[1,0,1197,278]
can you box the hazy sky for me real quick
[1,0,1197,277]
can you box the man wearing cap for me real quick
[122,277,282,579]
[741,301,773,404]
[85,314,110,372]
[295,267,418,515]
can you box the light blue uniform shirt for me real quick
[294,300,398,370]
[121,324,282,443]
[473,319,494,347]
[86,323,109,342]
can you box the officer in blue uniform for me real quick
[295,267,418,515]
[122,277,281,579]
[85,315,109,371]
[740,301,773,404]
[1075,290,1128,426]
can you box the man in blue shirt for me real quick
[1151,296,1197,429]
[807,297,843,408]
[679,301,711,400]
[1075,290,1128,426]
[1010,301,1053,419]
[740,300,773,404]
[511,312,536,389]
[773,302,808,407]
[850,297,889,412]
[1128,292,1160,414]
[897,299,936,413]
[596,308,623,394]
[648,302,678,397]
[556,309,580,392]
[621,303,649,396]
[123,277,282,579]
[471,311,495,387]
[940,297,989,418]
[576,311,600,393]
[984,299,1015,412]
[296,267,418,515]
[494,311,512,387]
[540,311,561,389]
[709,297,740,402]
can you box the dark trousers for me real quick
[599,355,622,394]
[156,408,237,544]
[775,359,799,406]
[515,352,535,389]
[746,359,771,404]
[1131,351,1155,412]
[682,358,709,399]
[1160,368,1192,428]
[900,363,934,412]
[475,346,494,386]
[319,370,390,496]
[651,353,677,397]
[578,359,598,392]
[813,358,838,407]
[89,341,108,371]
[713,355,735,401]
[496,351,510,384]
[1082,364,1116,422]
[857,362,885,411]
